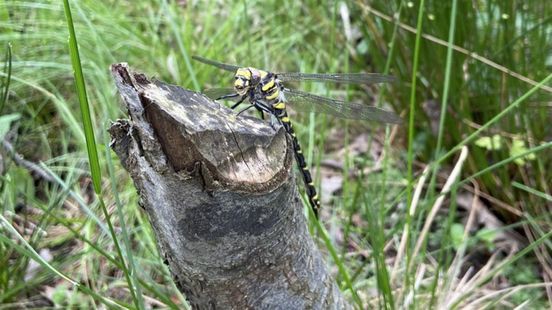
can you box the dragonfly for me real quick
[193,55,401,217]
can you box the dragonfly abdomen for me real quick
[263,78,321,216]
[274,101,321,216]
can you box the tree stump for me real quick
[109,63,349,309]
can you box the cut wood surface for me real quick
[109,63,349,309]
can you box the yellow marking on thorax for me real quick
[262,79,275,92]
[266,89,279,100]
[273,102,285,109]
[280,116,290,123]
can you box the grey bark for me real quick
[109,63,349,309]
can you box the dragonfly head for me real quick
[234,68,253,96]
[234,67,263,96]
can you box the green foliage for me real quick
[475,135,537,165]
[475,135,502,150]
[503,261,547,307]
[510,139,536,165]
[449,223,497,251]
[449,223,464,250]
[475,228,497,251]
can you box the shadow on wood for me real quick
[109,63,349,309]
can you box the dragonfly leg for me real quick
[255,107,265,120]
[217,93,240,101]
[236,104,255,116]
[252,101,275,122]
[229,96,247,109]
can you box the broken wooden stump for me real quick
[109,63,349,309]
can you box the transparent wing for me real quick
[192,56,241,72]
[277,72,396,84]
[202,88,240,101]
[283,88,402,124]
[193,55,396,85]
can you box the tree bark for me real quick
[109,63,349,309]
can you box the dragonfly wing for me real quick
[192,56,241,72]
[277,72,396,84]
[283,88,402,124]
[202,88,240,101]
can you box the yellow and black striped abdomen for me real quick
[256,75,321,216]
[273,99,321,216]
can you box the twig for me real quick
[1,139,55,183]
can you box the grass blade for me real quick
[0,43,12,114]
[62,1,144,308]
[404,0,426,303]
[62,0,101,193]
[512,182,552,202]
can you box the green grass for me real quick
[1,0,551,308]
